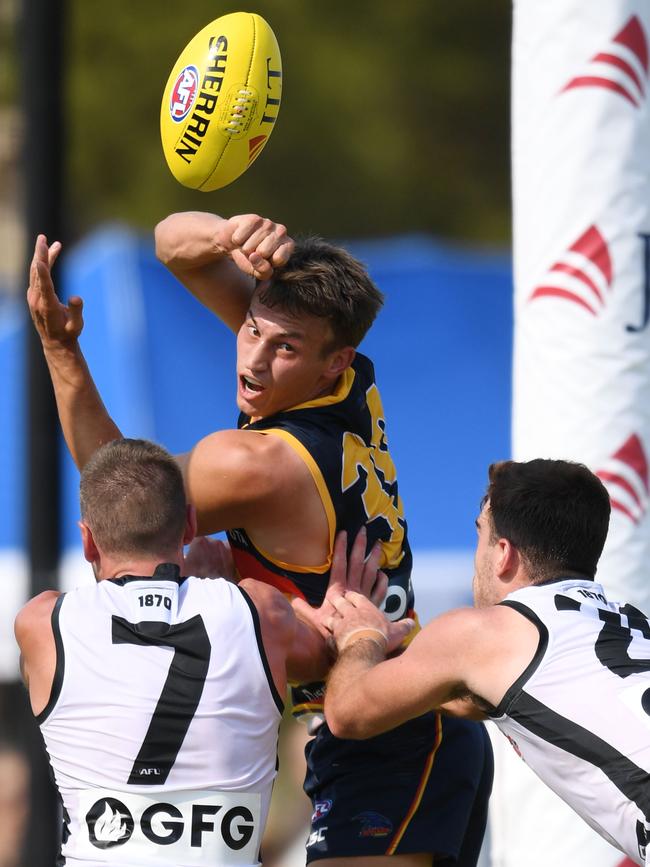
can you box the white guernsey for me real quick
[490,578,650,864]
[15,439,346,867]
[324,459,650,867]
[40,567,281,866]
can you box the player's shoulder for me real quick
[480,602,539,639]
[434,603,543,673]
[187,426,300,493]
[417,605,517,660]
[443,602,535,637]
[239,579,293,635]
[193,426,298,467]
[14,590,61,645]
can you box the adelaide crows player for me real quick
[27,214,493,866]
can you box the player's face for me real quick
[472,505,500,608]
[236,296,342,419]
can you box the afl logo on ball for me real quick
[170,65,199,122]
[86,797,134,849]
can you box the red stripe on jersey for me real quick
[232,547,308,601]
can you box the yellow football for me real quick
[160,12,282,191]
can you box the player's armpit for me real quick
[27,235,122,469]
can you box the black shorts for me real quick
[303,713,493,864]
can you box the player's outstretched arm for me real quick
[325,601,490,739]
[227,528,411,689]
[154,212,294,333]
[27,235,122,469]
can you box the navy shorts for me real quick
[303,712,493,864]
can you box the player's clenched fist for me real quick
[224,214,294,281]
[27,234,84,347]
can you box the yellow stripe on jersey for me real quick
[284,366,356,412]
[244,427,336,574]
[385,713,443,855]
[291,701,324,715]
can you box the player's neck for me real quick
[250,374,344,423]
[95,553,183,581]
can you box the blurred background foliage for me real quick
[62,0,511,244]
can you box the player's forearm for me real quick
[324,640,387,739]
[155,211,255,328]
[286,619,332,684]
[42,342,122,469]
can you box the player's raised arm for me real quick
[324,593,533,739]
[27,235,122,470]
[154,211,294,333]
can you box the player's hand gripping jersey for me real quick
[226,353,414,717]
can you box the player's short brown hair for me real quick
[257,236,384,350]
[483,459,611,583]
[79,439,187,557]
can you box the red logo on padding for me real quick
[561,16,649,107]
[529,225,612,315]
[597,434,649,525]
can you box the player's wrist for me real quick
[337,627,388,653]
[42,338,82,362]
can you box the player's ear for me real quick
[495,537,519,581]
[326,346,355,377]
[78,521,99,564]
[183,504,197,546]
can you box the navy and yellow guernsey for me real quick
[226,352,416,720]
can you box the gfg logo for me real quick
[85,797,255,851]
[86,798,134,849]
